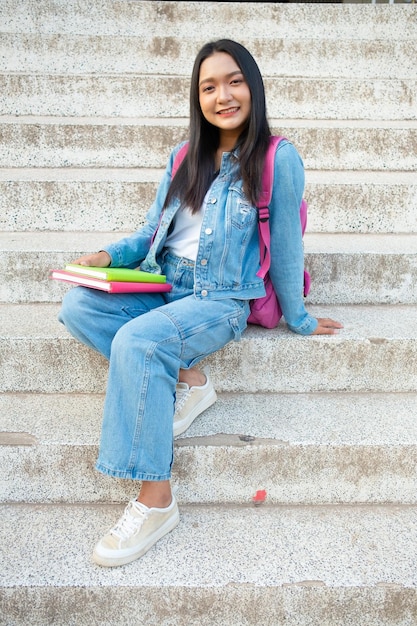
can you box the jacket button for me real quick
[201,290,208,297]
[201,259,208,266]
[210,198,217,204]
[205,228,213,235]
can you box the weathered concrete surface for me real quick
[1,120,416,170]
[1,503,417,626]
[2,75,416,120]
[2,391,417,505]
[1,303,417,394]
[1,171,416,234]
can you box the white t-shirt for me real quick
[165,206,204,261]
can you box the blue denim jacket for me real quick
[104,140,318,335]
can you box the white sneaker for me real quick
[92,496,179,567]
[174,371,217,437]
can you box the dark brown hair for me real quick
[163,39,271,213]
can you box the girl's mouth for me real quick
[217,107,239,116]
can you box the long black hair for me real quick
[163,39,271,214]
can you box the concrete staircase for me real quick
[1,2,417,624]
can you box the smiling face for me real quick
[198,51,251,148]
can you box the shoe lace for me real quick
[110,501,147,540]
[175,383,191,413]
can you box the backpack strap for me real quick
[172,142,189,178]
[256,136,285,279]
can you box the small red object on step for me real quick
[252,490,267,506]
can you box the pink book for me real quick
[49,269,172,293]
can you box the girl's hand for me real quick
[71,251,111,267]
[312,318,343,335]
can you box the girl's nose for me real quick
[217,84,232,103]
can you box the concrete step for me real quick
[1,118,416,171]
[1,502,417,625]
[1,31,416,79]
[1,231,417,304]
[306,233,417,305]
[2,74,416,121]
[1,169,416,234]
[2,391,417,504]
[0,303,416,394]
[2,1,415,40]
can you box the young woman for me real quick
[59,39,342,567]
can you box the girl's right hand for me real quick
[312,318,343,335]
[71,251,111,267]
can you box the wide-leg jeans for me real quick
[58,252,250,481]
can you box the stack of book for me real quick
[49,264,172,293]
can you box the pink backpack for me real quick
[172,135,310,328]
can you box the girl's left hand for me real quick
[71,251,111,268]
[312,318,344,335]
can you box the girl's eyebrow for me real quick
[199,70,243,88]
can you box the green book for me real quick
[65,264,167,283]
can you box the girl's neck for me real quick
[218,127,240,152]
[214,149,223,171]
[215,140,236,170]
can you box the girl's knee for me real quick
[111,311,180,358]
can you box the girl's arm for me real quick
[268,141,342,335]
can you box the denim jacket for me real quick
[104,140,318,335]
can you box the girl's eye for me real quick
[202,85,214,93]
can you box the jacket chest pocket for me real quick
[228,188,257,230]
